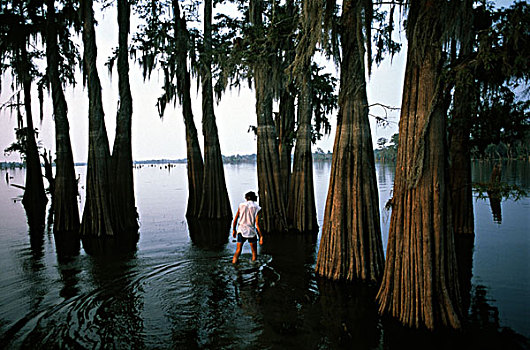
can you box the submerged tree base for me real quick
[187,218,231,249]
[81,232,139,256]
[53,231,81,260]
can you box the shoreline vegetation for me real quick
[2,150,530,169]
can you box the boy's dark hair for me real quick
[245,191,258,201]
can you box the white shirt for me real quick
[237,200,261,238]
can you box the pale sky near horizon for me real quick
[1,1,514,163]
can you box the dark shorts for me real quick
[237,233,257,244]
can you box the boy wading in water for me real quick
[232,191,263,264]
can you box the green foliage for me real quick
[374,132,398,162]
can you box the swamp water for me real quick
[0,161,528,349]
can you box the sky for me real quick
[0,2,425,164]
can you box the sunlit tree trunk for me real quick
[20,44,47,230]
[172,0,204,218]
[288,68,318,233]
[377,0,462,330]
[198,0,231,219]
[80,0,115,237]
[110,0,139,237]
[45,0,79,235]
[250,0,288,233]
[315,0,383,282]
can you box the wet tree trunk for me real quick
[173,0,204,218]
[45,0,80,235]
[110,0,139,237]
[376,0,462,330]
[449,2,475,237]
[198,0,231,219]
[250,0,288,233]
[80,0,115,237]
[20,45,48,230]
[288,68,318,233]
[315,0,383,282]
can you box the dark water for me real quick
[0,161,528,349]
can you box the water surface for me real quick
[0,161,528,348]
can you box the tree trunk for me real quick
[80,0,115,238]
[250,0,288,233]
[45,0,80,235]
[20,45,48,231]
[376,0,462,330]
[198,0,231,219]
[288,68,318,233]
[449,0,474,237]
[315,0,383,282]
[278,87,295,201]
[173,0,204,218]
[110,0,139,237]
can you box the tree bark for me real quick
[20,44,48,231]
[315,0,383,282]
[288,68,318,233]
[80,0,115,237]
[376,0,462,330]
[45,0,80,235]
[172,0,204,218]
[110,0,139,237]
[278,87,295,201]
[250,0,288,233]
[198,0,231,219]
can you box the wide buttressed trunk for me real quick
[376,0,462,330]
[173,1,204,218]
[110,0,139,237]
[80,0,115,237]
[251,0,288,233]
[315,0,383,282]
[22,78,48,230]
[288,68,318,233]
[45,0,80,235]
[19,41,47,230]
[198,0,231,219]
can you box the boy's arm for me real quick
[256,213,263,245]
[232,209,240,238]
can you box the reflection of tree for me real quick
[317,280,380,349]
[84,258,145,349]
[187,218,230,249]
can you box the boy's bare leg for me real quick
[250,243,258,261]
[232,243,243,264]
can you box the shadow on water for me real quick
[187,218,231,249]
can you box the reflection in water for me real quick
[81,232,139,256]
[487,190,503,223]
[187,218,231,248]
